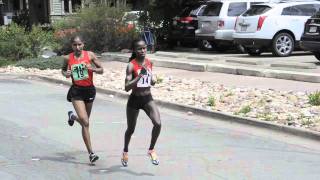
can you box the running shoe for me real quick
[148,150,159,165]
[67,111,75,126]
[89,152,99,163]
[121,152,128,167]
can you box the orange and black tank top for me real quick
[68,51,94,87]
[131,58,153,88]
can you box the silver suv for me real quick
[195,0,268,51]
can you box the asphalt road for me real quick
[1,75,320,180]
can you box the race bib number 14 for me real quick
[72,64,89,81]
[137,73,151,87]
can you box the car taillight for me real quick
[257,16,267,31]
[179,16,194,23]
[218,20,224,29]
[234,16,239,30]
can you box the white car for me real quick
[233,1,320,56]
[195,0,269,51]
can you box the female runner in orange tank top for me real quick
[121,39,161,166]
[61,35,104,164]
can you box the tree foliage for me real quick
[140,0,200,46]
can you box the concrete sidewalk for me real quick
[101,51,320,83]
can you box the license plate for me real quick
[241,26,247,31]
[201,22,209,28]
[309,26,317,33]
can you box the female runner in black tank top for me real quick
[121,39,161,166]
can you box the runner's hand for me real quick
[85,63,95,72]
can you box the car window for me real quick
[282,4,318,16]
[242,5,271,16]
[250,2,265,7]
[197,5,207,16]
[228,2,247,16]
[180,7,194,17]
[202,2,223,16]
[312,10,320,18]
[296,4,319,16]
[190,6,202,16]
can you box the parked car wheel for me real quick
[247,48,262,56]
[314,52,320,61]
[272,32,294,57]
[199,40,214,51]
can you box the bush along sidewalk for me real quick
[15,56,64,70]
[0,23,59,61]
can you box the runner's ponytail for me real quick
[129,51,136,62]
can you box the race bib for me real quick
[137,69,151,87]
[71,63,89,81]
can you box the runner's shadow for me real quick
[89,165,154,176]
[37,152,90,166]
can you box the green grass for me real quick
[308,91,320,106]
[15,56,64,70]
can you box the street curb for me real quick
[270,62,317,69]
[102,53,207,72]
[225,59,264,65]
[102,53,320,83]
[26,74,320,141]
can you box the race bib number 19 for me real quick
[71,64,89,81]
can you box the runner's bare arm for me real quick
[89,52,104,74]
[125,63,142,92]
[150,61,156,86]
[61,55,71,78]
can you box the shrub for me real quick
[27,25,60,58]
[53,5,139,54]
[308,91,320,106]
[0,57,15,67]
[238,105,251,114]
[156,76,163,84]
[207,96,216,107]
[0,23,30,60]
[0,23,59,60]
[16,56,64,70]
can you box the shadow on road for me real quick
[37,151,90,166]
[89,165,154,176]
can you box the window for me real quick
[296,4,318,16]
[228,2,247,16]
[202,2,223,16]
[72,0,81,12]
[312,9,320,18]
[13,0,20,11]
[197,5,206,16]
[282,4,319,16]
[64,0,82,13]
[250,2,265,7]
[243,5,271,16]
[180,6,196,17]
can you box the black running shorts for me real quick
[67,85,96,103]
[127,94,153,110]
